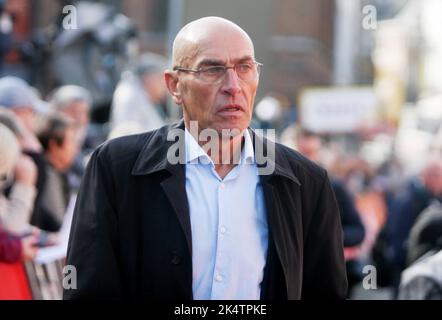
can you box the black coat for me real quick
[64,121,347,300]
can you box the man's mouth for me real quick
[218,104,244,115]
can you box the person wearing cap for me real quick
[0,76,50,151]
[0,77,50,227]
[109,53,168,139]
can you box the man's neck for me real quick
[189,129,244,180]
[209,135,244,180]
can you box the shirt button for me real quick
[220,227,227,234]
[215,273,223,282]
[220,183,225,189]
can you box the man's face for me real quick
[62,101,90,146]
[12,106,36,132]
[63,101,90,128]
[50,127,79,171]
[172,29,259,134]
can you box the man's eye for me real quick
[203,67,225,76]
[237,64,252,73]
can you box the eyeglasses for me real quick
[173,61,263,84]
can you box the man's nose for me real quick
[221,68,241,95]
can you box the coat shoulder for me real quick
[93,125,169,168]
[95,133,148,165]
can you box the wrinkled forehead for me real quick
[173,23,255,67]
[198,35,254,65]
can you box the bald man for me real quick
[64,17,347,300]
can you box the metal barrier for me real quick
[24,259,65,300]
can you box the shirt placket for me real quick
[211,178,230,299]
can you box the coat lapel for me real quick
[251,129,302,298]
[160,164,192,256]
[131,121,192,256]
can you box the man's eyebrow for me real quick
[197,59,225,68]
[196,56,255,68]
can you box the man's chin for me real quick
[214,118,249,132]
[187,119,249,138]
[215,124,247,137]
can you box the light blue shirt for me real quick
[184,128,268,300]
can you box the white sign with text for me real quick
[300,87,378,133]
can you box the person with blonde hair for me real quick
[0,123,37,234]
[0,123,38,261]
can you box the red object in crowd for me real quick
[0,262,32,300]
[0,229,22,262]
[0,229,32,300]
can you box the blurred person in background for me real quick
[0,123,38,261]
[109,52,168,139]
[0,122,36,234]
[406,200,442,267]
[384,156,442,294]
[50,85,92,189]
[0,77,50,231]
[0,76,46,152]
[294,128,366,248]
[50,85,91,148]
[0,122,38,302]
[32,114,79,232]
[293,127,366,295]
[398,200,442,300]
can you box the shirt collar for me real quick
[242,129,255,165]
[184,127,255,166]
[184,127,212,165]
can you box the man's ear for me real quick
[164,70,182,105]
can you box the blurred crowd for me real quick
[1,0,442,300]
[0,42,172,298]
[278,123,442,299]
[0,66,440,300]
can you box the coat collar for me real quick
[131,120,301,186]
